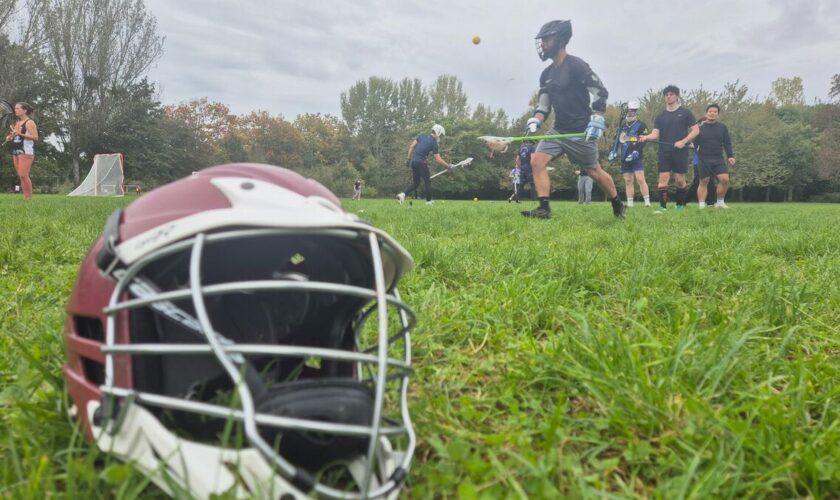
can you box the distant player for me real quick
[639,85,699,213]
[397,124,453,205]
[683,104,735,209]
[574,169,593,204]
[508,165,521,203]
[7,102,38,200]
[687,118,717,205]
[352,179,362,200]
[608,101,651,207]
[517,141,537,200]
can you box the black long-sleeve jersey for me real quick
[695,121,734,161]
[537,55,608,134]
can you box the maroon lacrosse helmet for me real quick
[64,163,416,498]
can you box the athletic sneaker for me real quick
[715,203,730,209]
[426,200,434,205]
[521,207,551,219]
[654,207,667,214]
[397,192,406,204]
[675,204,685,210]
[612,200,626,219]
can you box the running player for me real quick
[521,19,625,219]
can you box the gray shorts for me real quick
[534,130,599,169]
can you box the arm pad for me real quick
[535,92,551,117]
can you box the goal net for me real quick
[68,153,125,197]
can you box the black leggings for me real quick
[404,161,431,201]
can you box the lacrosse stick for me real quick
[619,132,696,151]
[430,157,474,179]
[478,132,585,156]
[619,131,671,146]
[608,103,629,162]
[0,99,14,148]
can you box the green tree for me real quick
[768,77,805,107]
[237,111,304,169]
[815,128,840,190]
[82,79,167,184]
[394,77,430,129]
[293,113,349,169]
[340,76,401,161]
[428,75,469,119]
[829,74,840,102]
[38,0,164,182]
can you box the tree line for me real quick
[1,1,839,201]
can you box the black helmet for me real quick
[535,20,572,61]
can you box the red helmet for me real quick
[64,163,416,498]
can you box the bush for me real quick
[808,192,840,203]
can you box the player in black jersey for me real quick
[682,104,736,208]
[521,19,625,220]
[639,85,699,213]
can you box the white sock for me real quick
[643,195,650,204]
[626,199,634,207]
[699,201,706,209]
[716,199,725,206]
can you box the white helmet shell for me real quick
[432,124,446,137]
[627,100,640,110]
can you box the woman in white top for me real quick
[6,102,38,199]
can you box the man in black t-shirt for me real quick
[521,19,625,220]
[682,104,736,208]
[639,85,699,213]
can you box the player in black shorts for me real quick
[521,19,625,220]
[639,85,699,213]
[682,104,736,209]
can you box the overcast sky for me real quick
[144,0,839,121]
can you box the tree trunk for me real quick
[72,156,80,185]
[765,186,771,202]
[787,187,794,202]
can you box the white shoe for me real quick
[715,203,730,209]
[397,193,405,204]
[425,200,434,205]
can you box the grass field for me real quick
[2,194,840,498]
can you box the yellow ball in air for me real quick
[472,36,481,45]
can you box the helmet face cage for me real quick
[91,225,416,499]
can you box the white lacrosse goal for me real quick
[68,153,125,197]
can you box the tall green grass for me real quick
[1,195,839,498]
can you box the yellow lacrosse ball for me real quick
[472,36,481,45]
[473,197,478,202]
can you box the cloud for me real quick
[144,0,840,120]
